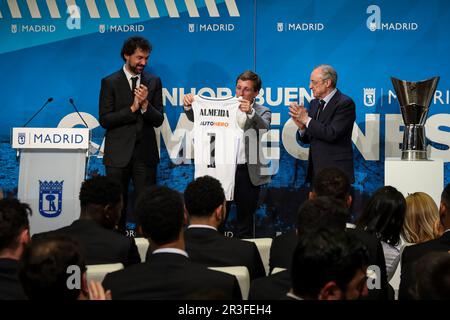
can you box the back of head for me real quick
[135,186,184,246]
[414,251,450,300]
[79,175,122,228]
[121,36,152,61]
[291,229,369,299]
[0,199,32,253]
[312,167,350,202]
[19,234,86,300]
[356,186,406,246]
[296,196,348,235]
[403,192,441,244]
[184,176,225,218]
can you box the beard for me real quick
[129,63,145,74]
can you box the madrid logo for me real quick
[18,132,26,145]
[39,180,64,218]
[364,88,376,107]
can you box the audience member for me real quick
[35,176,140,266]
[356,186,406,278]
[399,184,450,300]
[402,192,443,244]
[268,167,388,299]
[0,199,31,299]
[19,234,111,300]
[184,176,265,280]
[288,229,369,300]
[413,251,450,300]
[102,186,242,300]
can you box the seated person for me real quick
[35,176,140,267]
[103,186,242,300]
[184,176,265,280]
[0,199,31,300]
[19,234,110,300]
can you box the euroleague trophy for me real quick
[391,76,440,160]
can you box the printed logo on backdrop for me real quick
[98,24,144,33]
[39,180,64,218]
[276,22,325,32]
[364,88,376,107]
[17,132,26,145]
[366,5,419,32]
[1,0,240,20]
[66,5,81,30]
[188,23,235,33]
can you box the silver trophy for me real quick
[391,76,440,160]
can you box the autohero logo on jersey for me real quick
[199,107,231,127]
[276,21,325,32]
[366,5,419,32]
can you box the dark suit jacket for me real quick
[269,228,389,300]
[399,231,450,300]
[102,252,242,300]
[0,259,27,300]
[184,227,265,280]
[99,69,164,167]
[298,89,356,183]
[34,219,140,267]
[248,269,290,300]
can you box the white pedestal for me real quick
[384,158,444,207]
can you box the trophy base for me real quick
[401,150,428,161]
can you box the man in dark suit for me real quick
[267,168,389,300]
[184,175,265,280]
[184,71,272,238]
[399,183,450,300]
[19,234,111,300]
[102,186,242,300]
[289,64,355,183]
[99,36,164,233]
[35,176,140,267]
[288,229,369,300]
[0,199,30,300]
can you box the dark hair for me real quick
[441,183,450,208]
[312,167,350,201]
[121,36,152,61]
[296,197,348,235]
[356,186,406,245]
[0,199,32,251]
[19,234,86,300]
[184,176,225,217]
[236,70,262,92]
[135,186,184,245]
[414,251,450,300]
[79,175,122,209]
[291,229,369,299]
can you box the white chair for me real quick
[271,267,286,275]
[209,266,250,300]
[86,263,124,283]
[134,237,150,262]
[242,237,273,276]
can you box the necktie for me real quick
[131,76,138,93]
[316,99,326,120]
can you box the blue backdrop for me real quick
[1,0,449,236]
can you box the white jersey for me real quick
[192,95,242,200]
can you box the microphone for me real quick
[69,98,89,128]
[22,97,54,127]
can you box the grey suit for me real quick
[185,100,272,237]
